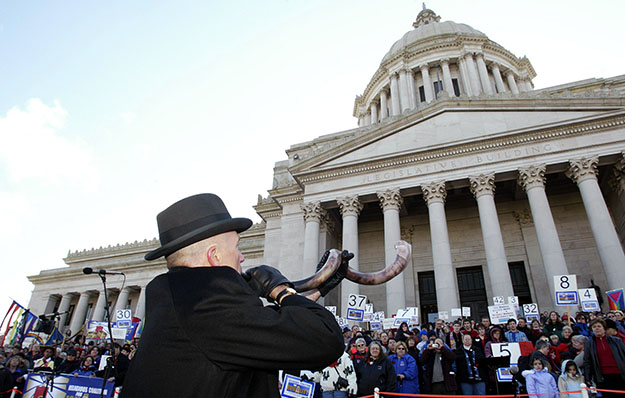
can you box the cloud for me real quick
[0,98,97,189]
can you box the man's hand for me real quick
[317,250,354,297]
[242,265,293,300]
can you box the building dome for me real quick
[382,13,487,63]
[353,7,536,125]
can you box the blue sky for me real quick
[1,0,624,317]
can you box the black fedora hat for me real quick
[145,193,252,261]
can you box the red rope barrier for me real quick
[358,388,625,398]
[0,387,22,395]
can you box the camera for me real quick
[432,343,439,348]
[335,376,349,389]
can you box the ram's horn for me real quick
[345,240,411,285]
[291,240,411,292]
[292,249,342,292]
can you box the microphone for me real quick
[83,267,125,276]
[40,310,70,318]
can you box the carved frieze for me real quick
[469,173,496,198]
[514,209,534,227]
[517,164,546,192]
[377,188,403,210]
[337,195,364,217]
[565,157,598,184]
[422,181,447,205]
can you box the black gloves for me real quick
[317,250,354,297]
[242,265,294,300]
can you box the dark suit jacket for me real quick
[121,266,344,398]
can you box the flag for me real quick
[607,288,625,311]
[45,327,64,346]
[14,310,38,346]
[1,301,25,345]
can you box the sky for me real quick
[1,0,624,318]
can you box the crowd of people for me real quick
[308,309,625,397]
[0,337,134,397]
[1,309,625,398]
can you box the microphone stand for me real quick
[98,272,116,398]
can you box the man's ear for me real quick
[206,245,220,267]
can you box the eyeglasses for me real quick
[357,344,364,347]
[397,347,406,350]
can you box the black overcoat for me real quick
[121,266,344,398]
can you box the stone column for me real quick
[377,188,406,313]
[57,294,74,330]
[422,181,460,311]
[475,53,494,95]
[338,195,364,315]
[464,52,482,96]
[518,165,568,303]
[380,90,389,120]
[491,63,506,93]
[506,71,520,95]
[469,173,515,299]
[364,112,371,126]
[440,58,454,97]
[91,290,108,322]
[69,292,91,335]
[134,287,147,320]
[420,64,434,103]
[458,56,472,96]
[301,201,324,276]
[398,69,410,112]
[114,286,132,315]
[406,69,417,109]
[390,73,401,116]
[370,101,378,125]
[566,157,625,291]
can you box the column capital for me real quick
[462,51,474,60]
[518,164,546,191]
[504,70,515,78]
[370,99,380,106]
[418,63,430,71]
[337,195,364,217]
[422,181,447,206]
[440,58,450,65]
[565,157,599,184]
[489,62,501,71]
[377,188,403,210]
[301,201,324,223]
[474,51,485,59]
[469,173,496,198]
[390,71,399,79]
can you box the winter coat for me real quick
[313,352,358,395]
[419,346,457,393]
[355,357,396,397]
[454,345,488,384]
[544,321,564,340]
[389,353,419,394]
[573,323,590,337]
[557,360,584,398]
[523,368,559,398]
[583,334,625,384]
[484,327,506,357]
[121,266,344,398]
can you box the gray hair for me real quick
[571,335,588,345]
[562,326,573,333]
[536,340,550,350]
[355,338,366,346]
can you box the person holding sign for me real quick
[122,194,346,398]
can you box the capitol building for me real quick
[27,8,625,332]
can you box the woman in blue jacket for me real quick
[389,341,419,394]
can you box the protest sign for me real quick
[281,374,314,398]
[554,275,578,305]
[578,288,600,311]
[522,303,540,321]
[346,294,367,321]
[488,304,517,324]
[23,373,115,398]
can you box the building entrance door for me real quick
[456,266,488,320]
[418,271,438,323]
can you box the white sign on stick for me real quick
[382,318,396,330]
[508,296,519,310]
[438,311,449,320]
[451,308,462,317]
[115,309,131,322]
[325,306,336,316]
[578,288,600,311]
[365,304,374,314]
[493,296,505,305]
[491,342,522,382]
[522,303,540,321]
[462,307,471,317]
[488,304,517,324]
[554,275,578,305]
[346,294,367,321]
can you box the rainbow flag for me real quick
[1,301,39,346]
[607,289,625,311]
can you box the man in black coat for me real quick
[121,194,345,398]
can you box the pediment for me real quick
[291,102,618,177]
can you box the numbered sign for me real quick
[522,303,540,321]
[335,316,348,329]
[554,275,579,305]
[365,304,374,314]
[462,307,471,317]
[372,311,385,322]
[346,294,367,321]
[370,321,382,331]
[578,288,600,311]
[393,317,410,327]
[491,342,522,382]
[325,306,336,316]
[508,296,519,308]
[493,296,505,305]
[115,309,131,327]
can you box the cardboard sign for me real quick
[346,294,367,321]
[578,288,600,311]
[522,303,540,321]
[24,373,115,398]
[370,321,382,331]
[438,311,449,320]
[325,306,337,316]
[488,304,517,324]
[554,275,578,305]
[493,296,505,305]
[281,374,314,398]
[383,318,395,330]
[462,307,471,317]
[451,308,462,317]
[491,342,521,382]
